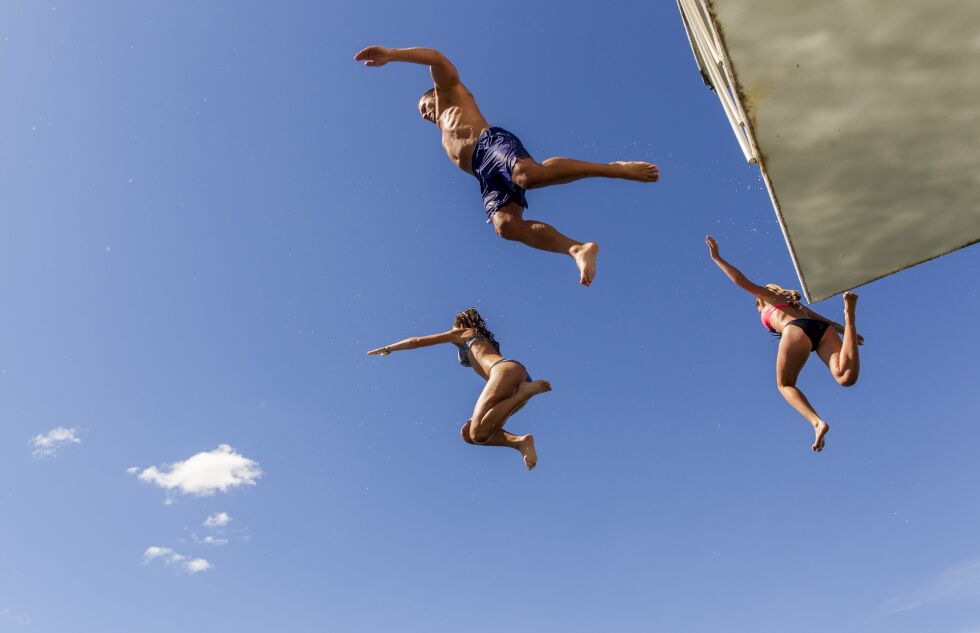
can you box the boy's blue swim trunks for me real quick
[470,127,532,221]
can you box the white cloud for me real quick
[143,546,212,574]
[885,558,980,614]
[193,534,229,546]
[143,546,184,564]
[31,427,81,458]
[184,558,212,574]
[193,512,238,545]
[133,444,261,497]
[204,512,232,529]
[126,466,140,474]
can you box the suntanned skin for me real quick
[367,317,551,470]
[354,45,660,287]
[705,235,863,453]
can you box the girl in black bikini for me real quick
[367,307,551,469]
[705,236,863,452]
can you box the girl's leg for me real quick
[459,421,537,470]
[464,364,551,469]
[817,291,860,386]
[776,328,830,452]
[469,365,551,444]
[470,379,551,445]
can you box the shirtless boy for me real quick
[355,45,659,286]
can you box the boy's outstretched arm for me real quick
[355,45,460,88]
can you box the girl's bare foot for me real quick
[812,420,830,452]
[570,242,599,287]
[843,290,859,314]
[611,161,660,182]
[518,379,552,398]
[518,434,537,470]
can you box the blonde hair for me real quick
[756,283,802,309]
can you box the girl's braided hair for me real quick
[455,307,500,354]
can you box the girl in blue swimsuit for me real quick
[367,307,550,470]
[705,236,863,453]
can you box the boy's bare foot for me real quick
[570,242,599,287]
[843,290,859,315]
[612,161,659,182]
[812,420,830,452]
[519,434,537,470]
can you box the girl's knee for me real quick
[459,422,475,444]
[468,423,493,445]
[836,373,858,387]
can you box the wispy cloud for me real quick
[31,427,81,458]
[142,546,212,574]
[193,534,229,546]
[204,512,232,529]
[1,608,31,626]
[885,558,980,613]
[190,511,240,545]
[131,444,261,498]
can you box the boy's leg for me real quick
[491,204,599,286]
[512,157,659,189]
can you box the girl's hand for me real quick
[705,235,720,259]
[367,346,391,356]
[857,334,865,346]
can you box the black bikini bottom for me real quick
[786,318,830,351]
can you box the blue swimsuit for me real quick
[455,336,531,381]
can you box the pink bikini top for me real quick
[761,303,793,331]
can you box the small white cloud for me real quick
[134,444,261,497]
[31,427,81,458]
[204,512,232,529]
[191,533,228,546]
[184,558,212,574]
[143,546,211,574]
[126,466,140,474]
[143,546,184,565]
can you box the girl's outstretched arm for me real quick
[367,330,459,356]
[705,235,781,302]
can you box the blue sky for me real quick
[1,1,978,632]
